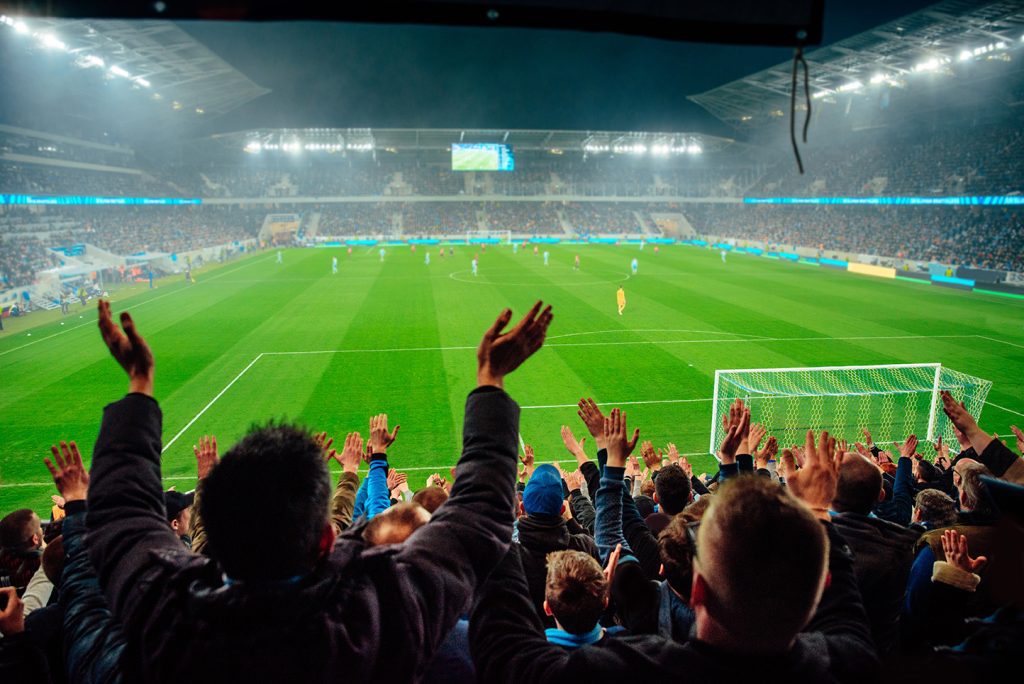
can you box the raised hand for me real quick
[43,441,89,503]
[603,408,639,468]
[577,398,608,449]
[755,435,778,469]
[894,434,918,460]
[336,432,363,473]
[386,468,401,491]
[626,455,641,479]
[97,299,155,395]
[940,530,987,574]
[1011,425,1024,455]
[666,443,681,465]
[193,435,219,480]
[786,430,840,519]
[640,440,662,471]
[313,431,334,456]
[854,442,873,459]
[861,427,874,448]
[679,455,693,479]
[369,414,400,454]
[560,425,589,465]
[718,398,750,464]
[780,448,797,481]
[520,444,536,481]
[476,301,553,388]
[603,542,623,586]
[563,468,585,493]
[51,495,66,510]
[748,423,767,454]
[941,392,992,454]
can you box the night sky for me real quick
[181,1,939,135]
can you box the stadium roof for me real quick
[689,0,1024,127]
[0,17,270,118]
[206,128,744,155]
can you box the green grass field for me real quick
[2,244,1023,515]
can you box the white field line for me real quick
[161,354,265,454]
[0,254,274,359]
[547,328,770,340]
[974,335,1024,351]
[985,402,1024,418]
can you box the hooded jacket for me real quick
[515,514,599,626]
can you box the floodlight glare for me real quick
[687,144,703,154]
[109,65,131,78]
[134,77,151,88]
[838,81,863,92]
[14,20,29,34]
[39,33,66,50]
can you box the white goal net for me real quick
[708,363,992,456]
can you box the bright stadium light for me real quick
[14,20,30,34]
[687,143,703,154]
[812,90,832,99]
[76,54,105,68]
[838,80,863,92]
[109,65,131,78]
[959,50,973,61]
[39,33,67,50]
[134,77,151,88]
[245,141,262,153]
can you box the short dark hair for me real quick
[200,423,330,581]
[916,460,940,484]
[698,476,828,643]
[634,495,656,519]
[0,509,39,550]
[412,486,448,514]
[658,515,694,596]
[914,489,958,528]
[655,465,692,515]
[833,453,882,515]
[42,536,65,585]
[363,503,430,546]
[545,550,607,634]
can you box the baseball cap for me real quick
[164,490,195,522]
[522,464,564,517]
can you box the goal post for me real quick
[708,363,992,457]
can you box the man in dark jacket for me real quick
[516,464,599,625]
[85,298,552,683]
[830,452,921,656]
[470,426,878,684]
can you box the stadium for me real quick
[0,0,1022,681]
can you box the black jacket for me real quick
[471,523,878,684]
[830,511,921,656]
[516,514,599,626]
[86,388,519,683]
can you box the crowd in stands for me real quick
[752,116,1024,198]
[483,202,562,235]
[684,204,1024,271]
[402,202,479,235]
[0,163,174,198]
[317,204,396,236]
[0,236,59,288]
[563,202,645,234]
[1,299,1022,682]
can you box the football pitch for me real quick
[2,243,1023,514]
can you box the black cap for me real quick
[164,490,195,522]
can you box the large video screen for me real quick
[451,143,515,171]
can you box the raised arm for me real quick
[86,301,186,621]
[387,302,553,673]
[364,414,399,519]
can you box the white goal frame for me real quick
[709,362,952,456]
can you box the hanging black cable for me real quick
[790,46,805,174]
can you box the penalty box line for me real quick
[161,331,1022,454]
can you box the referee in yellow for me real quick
[616,286,626,315]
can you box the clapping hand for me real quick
[603,408,639,468]
[520,444,537,481]
[560,425,589,465]
[940,530,987,574]
[97,300,154,396]
[43,441,89,503]
[336,432,363,474]
[718,399,750,464]
[786,430,840,519]
[369,414,400,454]
[476,301,553,388]
[193,435,219,480]
[577,398,608,450]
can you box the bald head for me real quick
[362,503,431,547]
[832,453,883,515]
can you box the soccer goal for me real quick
[708,363,992,456]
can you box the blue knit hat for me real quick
[523,464,564,517]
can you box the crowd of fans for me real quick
[483,202,562,235]
[0,163,174,198]
[316,204,396,236]
[402,202,480,235]
[0,299,1021,682]
[684,204,1024,271]
[0,236,59,288]
[562,202,646,234]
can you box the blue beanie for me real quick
[523,464,564,517]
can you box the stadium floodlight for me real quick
[959,50,973,61]
[996,41,1007,49]
[134,77,151,88]
[13,19,29,34]
[109,65,131,78]
[76,54,105,69]
[708,363,992,458]
[812,89,832,99]
[244,141,261,153]
[687,143,703,154]
[870,73,885,84]
[838,80,863,92]
[39,33,67,51]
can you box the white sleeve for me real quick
[21,565,54,616]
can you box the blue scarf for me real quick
[545,624,604,648]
